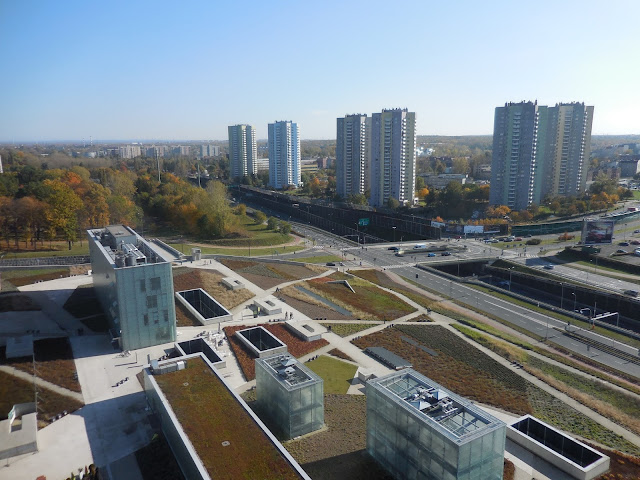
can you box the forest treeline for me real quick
[0,153,240,250]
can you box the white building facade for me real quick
[268,121,300,189]
[228,124,257,178]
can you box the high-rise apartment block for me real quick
[88,225,177,351]
[336,114,371,199]
[490,101,593,210]
[370,109,416,208]
[228,124,257,179]
[200,144,220,158]
[118,145,141,159]
[268,121,300,189]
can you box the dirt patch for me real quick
[277,293,354,321]
[328,348,354,362]
[0,337,81,393]
[589,442,640,479]
[220,259,324,289]
[224,323,328,380]
[1,268,70,289]
[173,268,254,309]
[0,293,41,312]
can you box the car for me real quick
[543,264,554,270]
[634,229,640,234]
[441,251,452,256]
[623,290,639,297]
[524,234,533,238]
[631,240,640,245]
[619,242,630,246]
[339,262,344,266]
[514,237,522,241]
[388,246,399,251]
[427,252,436,257]
[616,249,628,254]
[454,235,462,239]
[503,238,513,242]
[491,239,500,243]
[326,262,336,266]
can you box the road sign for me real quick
[358,218,370,226]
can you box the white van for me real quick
[413,244,427,250]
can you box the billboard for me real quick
[358,218,370,226]
[582,219,614,245]
[464,225,484,234]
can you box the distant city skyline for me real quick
[1,1,639,142]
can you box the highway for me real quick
[282,222,640,378]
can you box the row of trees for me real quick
[0,158,240,250]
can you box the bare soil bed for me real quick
[224,323,328,380]
[0,337,81,392]
[277,292,354,321]
[220,259,325,289]
[0,292,41,312]
[0,268,70,291]
[173,267,254,309]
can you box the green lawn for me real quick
[204,215,294,247]
[291,255,342,264]
[169,243,304,257]
[319,323,379,337]
[306,355,358,394]
[633,191,640,200]
[0,241,89,259]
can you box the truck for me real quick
[413,243,427,250]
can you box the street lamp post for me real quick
[572,292,577,312]
[508,267,514,292]
[560,283,564,310]
[392,226,397,243]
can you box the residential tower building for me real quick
[370,109,416,207]
[268,121,300,189]
[490,101,593,210]
[336,114,370,199]
[228,124,257,178]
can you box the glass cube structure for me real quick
[366,369,506,480]
[255,354,324,439]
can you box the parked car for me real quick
[441,251,452,256]
[427,252,436,257]
[388,246,399,251]
[619,241,630,246]
[616,249,628,254]
[631,240,640,245]
[634,229,640,234]
[623,290,639,297]
[514,237,522,241]
[326,262,336,266]
[543,264,554,270]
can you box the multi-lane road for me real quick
[282,222,640,378]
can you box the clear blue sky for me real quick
[1,0,638,142]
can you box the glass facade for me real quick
[255,354,324,439]
[367,369,505,480]
[88,226,176,351]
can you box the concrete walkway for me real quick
[0,364,84,403]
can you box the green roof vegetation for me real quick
[153,356,305,480]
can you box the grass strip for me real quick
[306,356,358,394]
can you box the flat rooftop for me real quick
[260,354,320,390]
[153,355,307,480]
[370,369,504,443]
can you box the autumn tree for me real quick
[41,179,83,248]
